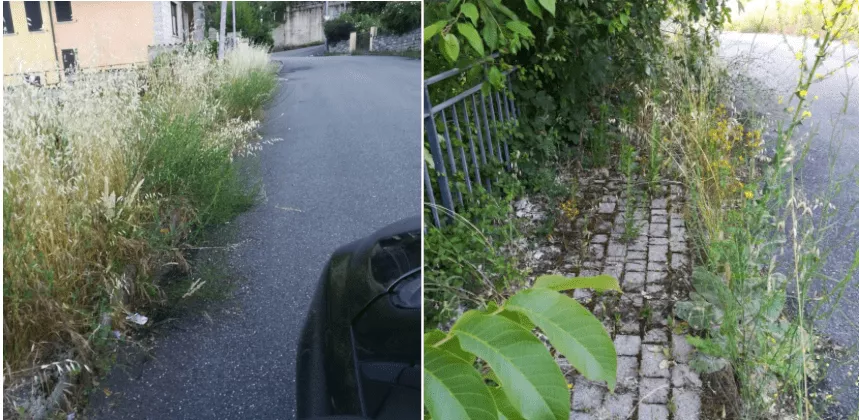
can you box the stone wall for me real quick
[328,39,350,54]
[371,28,420,53]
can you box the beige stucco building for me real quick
[3,1,203,86]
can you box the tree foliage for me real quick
[424,274,621,420]
[424,0,731,183]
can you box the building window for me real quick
[170,2,178,36]
[61,49,77,74]
[3,2,14,34]
[55,1,72,22]
[24,1,43,32]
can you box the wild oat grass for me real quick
[3,45,276,374]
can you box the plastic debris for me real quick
[125,313,148,325]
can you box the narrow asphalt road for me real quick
[719,33,859,415]
[87,46,420,419]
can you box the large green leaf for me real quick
[425,345,498,420]
[488,385,526,420]
[481,19,498,50]
[523,0,543,18]
[425,20,448,43]
[461,3,479,26]
[505,21,534,40]
[425,330,476,364]
[538,0,556,16]
[506,288,617,391]
[533,274,620,292]
[441,33,461,63]
[452,311,569,420]
[457,22,485,56]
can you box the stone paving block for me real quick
[572,377,606,411]
[646,271,667,284]
[616,356,640,391]
[652,198,667,209]
[574,289,593,304]
[614,335,642,356]
[591,234,609,244]
[599,392,635,420]
[670,226,686,239]
[672,334,695,363]
[648,237,669,246]
[651,209,668,216]
[588,244,606,260]
[620,319,641,335]
[599,202,617,214]
[670,213,685,227]
[649,245,668,262]
[674,388,702,420]
[596,220,613,233]
[647,262,667,272]
[583,260,604,270]
[650,214,668,225]
[604,261,623,278]
[623,271,645,292]
[649,223,668,237]
[570,412,596,420]
[671,253,689,270]
[607,242,627,258]
[639,377,670,403]
[629,236,649,251]
[643,328,668,344]
[672,363,703,388]
[638,404,669,420]
[627,251,647,261]
[669,240,687,253]
[626,261,646,272]
[581,269,601,277]
[641,345,670,377]
[646,284,665,295]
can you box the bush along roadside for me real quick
[2,43,278,416]
[642,2,859,417]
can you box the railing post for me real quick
[424,84,455,218]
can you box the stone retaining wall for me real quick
[371,28,420,52]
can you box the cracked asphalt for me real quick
[719,33,859,416]
[87,45,421,419]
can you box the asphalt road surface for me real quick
[720,32,859,416]
[87,46,420,419]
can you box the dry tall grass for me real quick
[3,44,275,374]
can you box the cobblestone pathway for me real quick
[515,175,702,420]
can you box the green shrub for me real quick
[324,17,356,42]
[380,2,420,34]
[216,69,277,121]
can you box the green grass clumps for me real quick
[3,43,276,374]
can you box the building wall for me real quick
[152,1,191,45]
[52,1,155,70]
[271,1,348,50]
[2,1,61,85]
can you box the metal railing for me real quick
[424,56,519,227]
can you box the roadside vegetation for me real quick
[423,0,858,418]
[324,1,421,43]
[3,42,277,411]
[727,0,859,43]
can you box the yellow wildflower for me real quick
[803,110,812,118]
[798,90,808,98]
[787,107,795,112]
[745,190,754,199]
[811,33,820,40]
[795,51,804,60]
[777,96,784,104]
[814,95,819,100]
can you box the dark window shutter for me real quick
[3,2,14,34]
[55,1,72,22]
[24,1,43,31]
